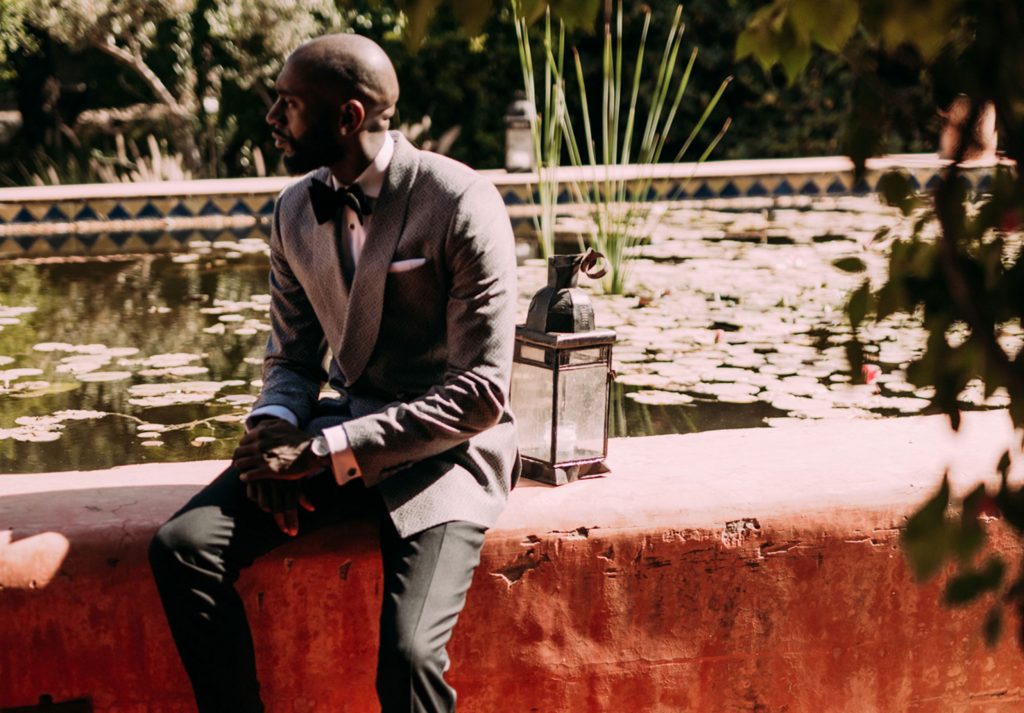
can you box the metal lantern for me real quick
[512,250,615,485]
[504,90,536,173]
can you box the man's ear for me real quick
[338,99,366,135]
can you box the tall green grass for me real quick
[521,1,731,294]
[513,4,567,260]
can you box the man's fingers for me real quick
[282,489,299,532]
[298,490,316,512]
[270,483,299,537]
[256,483,272,512]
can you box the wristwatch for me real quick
[310,435,331,462]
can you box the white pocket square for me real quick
[388,258,427,273]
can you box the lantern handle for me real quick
[578,248,607,280]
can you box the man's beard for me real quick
[281,121,345,175]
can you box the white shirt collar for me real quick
[329,132,394,198]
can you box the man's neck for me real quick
[329,131,388,186]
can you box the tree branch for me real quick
[94,40,190,116]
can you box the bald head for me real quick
[288,34,399,131]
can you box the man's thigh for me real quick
[378,519,487,660]
[160,464,379,572]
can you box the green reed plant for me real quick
[513,4,568,260]
[557,2,731,294]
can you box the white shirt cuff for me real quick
[246,405,298,431]
[322,423,363,486]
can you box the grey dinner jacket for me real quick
[253,132,520,537]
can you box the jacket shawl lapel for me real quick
[336,132,419,386]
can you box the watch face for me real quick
[312,436,330,457]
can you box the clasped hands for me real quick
[234,418,330,537]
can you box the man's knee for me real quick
[381,627,447,676]
[149,512,210,578]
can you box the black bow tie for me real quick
[309,178,374,225]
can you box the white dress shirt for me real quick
[248,132,396,486]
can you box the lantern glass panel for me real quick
[511,360,553,462]
[554,363,607,463]
[563,346,608,366]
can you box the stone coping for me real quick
[0,153,1005,203]
[0,152,1009,258]
[2,411,1019,569]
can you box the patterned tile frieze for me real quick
[0,154,1010,258]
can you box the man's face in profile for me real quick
[266,59,345,175]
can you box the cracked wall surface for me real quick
[3,413,1024,711]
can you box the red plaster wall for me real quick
[2,482,1024,712]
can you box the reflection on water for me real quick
[6,204,1013,474]
[0,239,790,474]
[0,247,270,473]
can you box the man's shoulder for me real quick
[408,142,490,194]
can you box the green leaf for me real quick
[778,35,812,84]
[834,257,868,273]
[902,473,951,581]
[943,556,1005,607]
[789,0,859,52]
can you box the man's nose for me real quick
[266,100,281,127]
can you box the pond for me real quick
[0,197,1014,474]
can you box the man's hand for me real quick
[235,419,330,536]
[234,419,328,482]
[246,480,314,537]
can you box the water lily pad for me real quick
[626,390,695,406]
[0,368,44,385]
[191,436,217,446]
[218,394,257,405]
[615,373,672,388]
[203,324,227,334]
[213,413,244,423]
[234,328,258,335]
[10,382,79,399]
[15,415,62,427]
[77,371,133,382]
[141,440,165,447]
[70,344,111,355]
[691,382,760,398]
[10,429,62,442]
[173,254,200,263]
[52,410,107,421]
[0,356,13,367]
[138,366,210,377]
[56,355,111,374]
[141,353,203,368]
[218,314,245,323]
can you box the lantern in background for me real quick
[512,250,615,485]
[504,91,536,173]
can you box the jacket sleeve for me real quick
[251,196,328,426]
[337,179,517,485]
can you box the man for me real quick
[149,33,519,712]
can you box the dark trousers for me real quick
[148,466,486,713]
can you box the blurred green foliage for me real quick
[0,0,939,184]
[740,0,1024,648]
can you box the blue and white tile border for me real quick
[0,153,1007,258]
